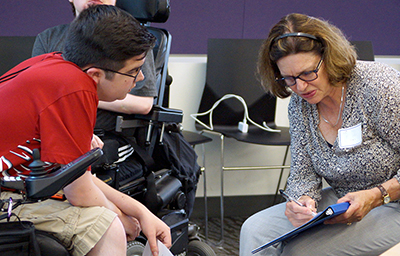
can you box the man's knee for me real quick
[109,217,126,238]
[88,217,127,256]
[99,216,126,248]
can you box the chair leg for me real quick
[191,139,209,242]
[219,133,225,244]
[201,143,209,241]
[273,145,290,205]
[201,129,289,245]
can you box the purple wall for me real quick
[0,1,73,36]
[1,0,399,55]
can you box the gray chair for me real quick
[195,38,291,243]
[0,36,36,77]
[351,41,374,61]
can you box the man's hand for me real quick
[119,214,141,241]
[89,175,171,256]
[91,134,104,149]
[139,213,171,256]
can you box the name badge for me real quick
[338,123,362,149]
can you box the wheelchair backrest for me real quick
[116,0,170,23]
[117,0,172,107]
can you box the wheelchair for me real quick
[93,107,215,256]
[0,148,103,256]
[0,133,214,256]
[0,1,215,254]
[89,1,216,255]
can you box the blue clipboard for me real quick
[251,202,350,254]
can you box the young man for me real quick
[32,0,159,181]
[0,5,170,256]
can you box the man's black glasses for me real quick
[84,66,142,81]
[276,57,323,87]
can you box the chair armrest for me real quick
[116,105,183,132]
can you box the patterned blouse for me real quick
[286,60,400,202]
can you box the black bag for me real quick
[93,126,201,217]
[0,221,40,256]
[121,126,201,217]
[152,129,201,217]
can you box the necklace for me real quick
[320,86,345,127]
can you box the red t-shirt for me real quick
[0,52,98,177]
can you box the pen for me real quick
[279,189,317,217]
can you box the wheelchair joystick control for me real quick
[28,149,48,176]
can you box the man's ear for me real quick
[84,67,102,84]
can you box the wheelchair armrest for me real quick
[24,148,103,200]
[136,105,183,122]
[116,105,183,132]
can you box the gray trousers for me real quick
[240,188,400,256]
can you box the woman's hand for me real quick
[324,189,379,225]
[285,195,317,227]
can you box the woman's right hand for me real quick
[285,195,317,227]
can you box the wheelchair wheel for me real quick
[127,240,145,256]
[187,240,216,256]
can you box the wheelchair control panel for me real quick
[1,148,103,201]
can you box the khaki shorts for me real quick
[1,191,117,256]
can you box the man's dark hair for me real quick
[63,5,156,71]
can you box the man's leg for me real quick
[2,191,121,256]
[87,217,127,256]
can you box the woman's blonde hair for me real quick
[258,13,357,98]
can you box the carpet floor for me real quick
[191,216,247,256]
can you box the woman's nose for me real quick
[295,79,309,91]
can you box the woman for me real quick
[240,13,400,256]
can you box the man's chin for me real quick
[118,94,128,101]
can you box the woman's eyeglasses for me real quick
[276,58,323,87]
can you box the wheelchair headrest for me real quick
[116,0,170,23]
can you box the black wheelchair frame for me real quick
[93,107,215,256]
[97,1,216,255]
[0,148,104,256]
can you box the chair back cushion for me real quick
[116,0,170,23]
[198,38,277,128]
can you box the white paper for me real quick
[338,123,362,149]
[142,239,173,256]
